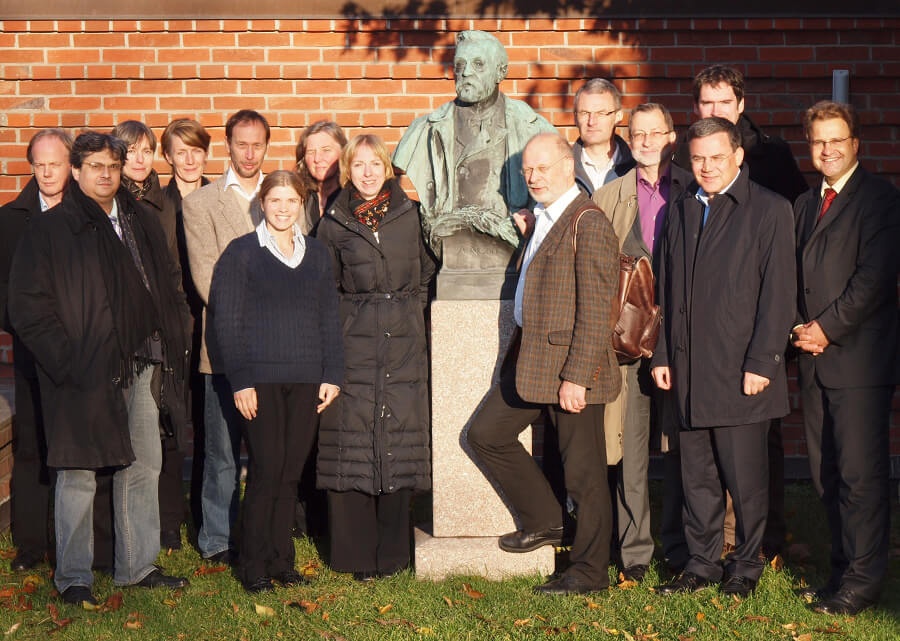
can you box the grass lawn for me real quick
[1,482,898,640]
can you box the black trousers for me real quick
[327,489,412,575]
[661,416,786,567]
[680,421,769,582]
[801,382,892,601]
[10,369,51,557]
[158,435,186,537]
[466,360,612,587]
[238,382,318,582]
[11,367,114,570]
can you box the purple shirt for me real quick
[636,167,671,253]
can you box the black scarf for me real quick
[68,183,187,387]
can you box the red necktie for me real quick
[818,188,837,221]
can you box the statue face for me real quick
[454,41,501,105]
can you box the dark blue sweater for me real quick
[208,233,344,394]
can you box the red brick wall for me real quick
[0,17,898,512]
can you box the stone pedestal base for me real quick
[418,298,552,580]
[414,528,554,581]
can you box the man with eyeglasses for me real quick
[651,117,795,598]
[572,78,635,195]
[591,103,692,584]
[8,131,191,606]
[467,132,620,596]
[791,101,899,616]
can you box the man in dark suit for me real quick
[467,132,621,596]
[792,101,899,616]
[651,117,795,597]
[671,65,809,562]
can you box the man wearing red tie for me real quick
[792,101,900,615]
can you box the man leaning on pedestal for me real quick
[467,132,621,596]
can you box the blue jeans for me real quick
[54,366,162,592]
[198,374,242,557]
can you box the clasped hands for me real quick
[791,320,829,355]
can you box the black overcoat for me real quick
[8,186,189,468]
[651,169,796,428]
[315,179,435,494]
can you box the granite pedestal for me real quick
[416,298,553,580]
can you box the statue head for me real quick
[453,30,508,106]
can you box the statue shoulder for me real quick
[393,101,456,168]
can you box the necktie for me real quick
[818,188,837,221]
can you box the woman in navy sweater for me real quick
[209,170,343,593]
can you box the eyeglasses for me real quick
[689,153,735,168]
[630,130,672,142]
[32,162,66,172]
[809,136,852,149]
[521,155,569,179]
[82,162,122,173]
[576,109,617,120]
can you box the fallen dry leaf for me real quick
[461,583,484,599]
[102,592,124,612]
[255,604,276,617]
[442,595,453,607]
[769,554,784,571]
[300,560,321,578]
[797,635,812,641]
[696,612,706,622]
[586,599,602,609]
[0,550,16,560]
[288,600,319,614]
[124,620,143,630]
[317,631,348,641]
[22,575,43,588]
[0,588,16,600]
[163,598,178,608]
[741,616,770,623]
[514,618,531,626]
[711,597,724,610]
[231,602,240,613]
[781,622,797,631]
[194,565,228,576]
[4,622,21,635]
[644,605,654,612]
[377,603,393,614]
[321,611,329,621]
[617,578,638,589]
[604,628,619,635]
[416,627,433,635]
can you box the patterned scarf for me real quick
[350,185,391,232]
[121,169,156,201]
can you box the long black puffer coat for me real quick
[315,179,435,495]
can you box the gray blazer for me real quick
[182,173,262,373]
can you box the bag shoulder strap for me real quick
[571,201,604,254]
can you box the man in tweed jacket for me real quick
[467,132,621,595]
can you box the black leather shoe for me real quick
[11,550,42,571]
[205,549,236,565]
[721,574,757,597]
[534,574,607,596]
[620,564,648,583]
[243,577,274,593]
[353,571,378,583]
[657,572,715,595]
[275,570,308,586]
[60,585,98,607]
[498,526,564,553]
[134,569,190,589]
[812,589,874,616]
[798,583,838,603]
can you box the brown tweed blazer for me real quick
[515,192,621,405]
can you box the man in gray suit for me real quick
[182,109,268,564]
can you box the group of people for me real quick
[0,110,434,602]
[0,28,896,619]
[463,63,897,618]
